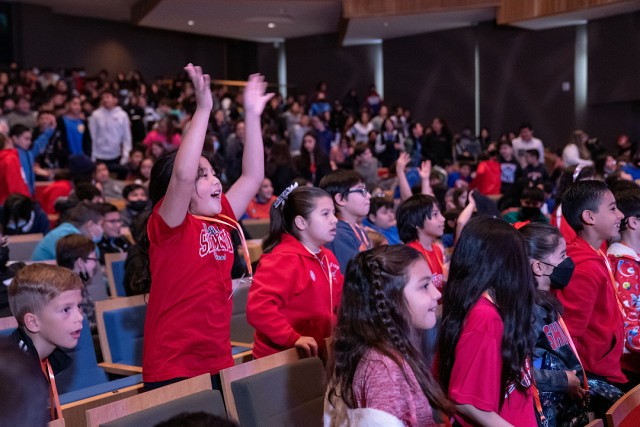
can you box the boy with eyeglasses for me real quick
[97,203,130,264]
[320,170,372,273]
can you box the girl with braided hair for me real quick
[437,216,537,427]
[325,244,453,426]
[247,185,343,359]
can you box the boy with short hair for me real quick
[362,194,400,245]
[8,263,84,421]
[523,148,549,184]
[32,201,104,261]
[558,180,627,385]
[320,170,372,273]
[607,187,640,354]
[97,203,130,263]
[120,183,149,228]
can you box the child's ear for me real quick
[23,312,41,334]
[334,193,347,208]
[293,215,307,231]
[627,216,639,231]
[580,209,596,226]
[531,260,545,277]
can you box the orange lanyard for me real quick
[348,223,370,252]
[40,359,62,420]
[557,316,589,392]
[193,213,253,278]
[596,248,626,317]
[303,245,334,313]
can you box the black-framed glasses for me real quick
[85,257,99,262]
[347,188,369,197]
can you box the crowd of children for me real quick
[1,61,640,427]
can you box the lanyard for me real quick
[595,248,626,317]
[557,316,589,392]
[522,357,546,426]
[193,214,253,296]
[40,359,62,421]
[348,223,370,252]
[302,245,334,314]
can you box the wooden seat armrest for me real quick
[231,341,253,348]
[98,362,143,376]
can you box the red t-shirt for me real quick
[407,241,445,292]
[470,159,501,196]
[143,195,236,382]
[448,298,537,427]
[247,234,343,358]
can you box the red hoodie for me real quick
[247,233,343,358]
[556,236,627,383]
[0,149,30,204]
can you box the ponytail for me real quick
[262,185,331,254]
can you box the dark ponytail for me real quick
[262,186,331,254]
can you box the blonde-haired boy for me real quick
[8,263,84,420]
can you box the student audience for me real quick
[3,61,640,426]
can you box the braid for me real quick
[367,256,408,357]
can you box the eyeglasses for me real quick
[347,188,369,197]
[85,257,98,262]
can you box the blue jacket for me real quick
[31,222,80,261]
[17,128,53,195]
[325,220,371,274]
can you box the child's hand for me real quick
[244,73,274,117]
[294,336,318,357]
[184,63,212,111]
[396,152,410,174]
[419,160,432,180]
[566,370,587,400]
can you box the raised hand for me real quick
[396,152,411,174]
[183,63,212,111]
[419,160,432,180]
[243,73,274,117]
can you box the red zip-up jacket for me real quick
[556,236,627,384]
[247,233,343,358]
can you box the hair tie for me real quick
[273,182,299,208]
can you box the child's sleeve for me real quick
[246,252,304,347]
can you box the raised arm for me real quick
[226,74,274,218]
[418,160,434,196]
[395,152,413,201]
[158,64,212,227]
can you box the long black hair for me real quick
[438,216,535,407]
[327,245,453,415]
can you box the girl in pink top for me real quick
[325,245,453,426]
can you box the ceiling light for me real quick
[187,20,194,26]
[267,22,276,29]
